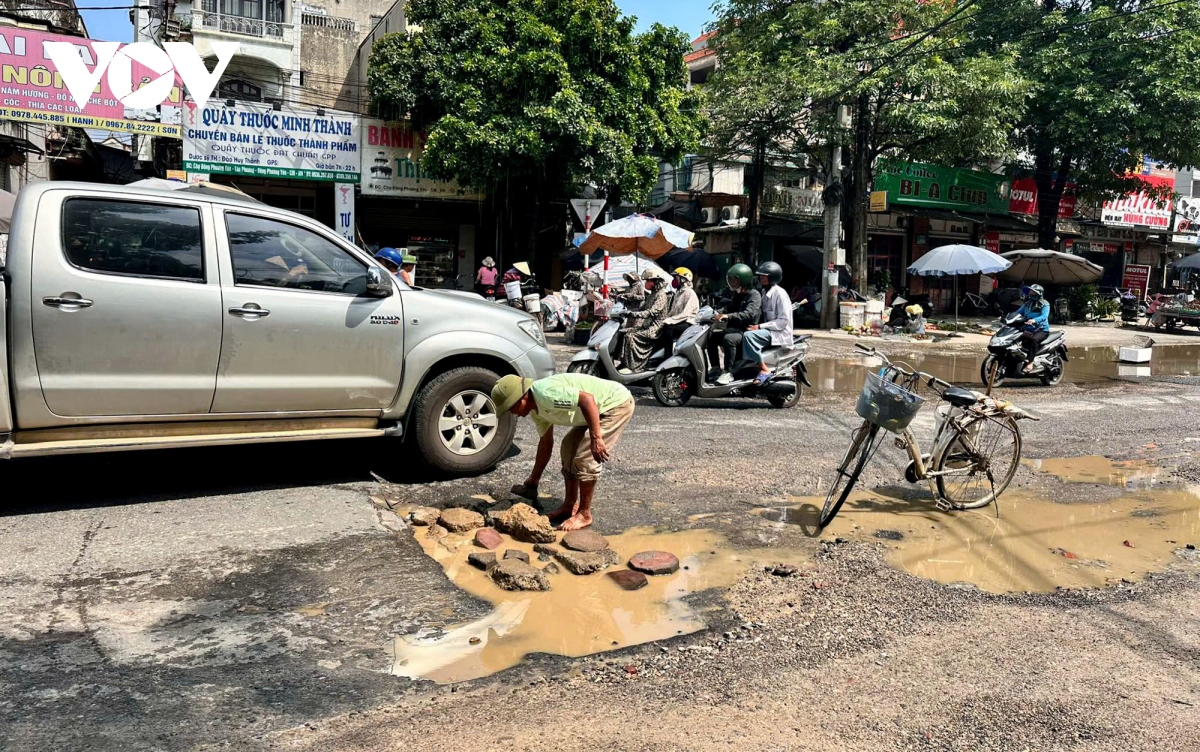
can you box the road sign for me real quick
[570,199,606,231]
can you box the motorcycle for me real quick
[980,311,1068,387]
[651,305,811,409]
[565,302,675,386]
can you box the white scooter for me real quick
[651,306,811,408]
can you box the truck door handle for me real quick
[228,304,270,318]
[43,295,94,308]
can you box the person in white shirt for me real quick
[663,267,700,339]
[741,261,793,384]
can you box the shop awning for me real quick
[0,132,44,156]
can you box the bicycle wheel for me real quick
[934,413,1021,509]
[819,422,883,528]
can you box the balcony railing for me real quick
[194,8,288,40]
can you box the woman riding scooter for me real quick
[618,270,670,374]
[663,267,699,339]
[1014,284,1050,373]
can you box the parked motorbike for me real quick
[651,306,811,409]
[565,302,675,386]
[980,311,1068,387]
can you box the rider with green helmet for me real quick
[707,263,763,380]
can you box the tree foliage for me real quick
[368,0,704,204]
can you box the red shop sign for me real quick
[1009,178,1077,218]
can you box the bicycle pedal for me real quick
[894,436,909,450]
[935,497,953,512]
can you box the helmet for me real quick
[401,253,418,265]
[1022,284,1044,301]
[673,267,693,284]
[756,261,783,286]
[727,263,754,287]
[640,268,660,281]
[375,247,404,267]
[622,271,640,285]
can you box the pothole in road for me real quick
[759,460,1199,594]
[386,522,804,684]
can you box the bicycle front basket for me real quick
[855,370,925,432]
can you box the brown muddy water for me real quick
[388,521,805,683]
[807,344,1200,393]
[761,456,1200,593]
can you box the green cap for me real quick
[401,254,418,265]
[491,374,534,414]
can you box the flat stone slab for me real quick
[607,569,648,591]
[488,560,551,591]
[474,528,503,550]
[467,552,497,571]
[425,524,448,540]
[490,503,557,543]
[439,507,485,533]
[561,530,610,553]
[503,549,530,563]
[554,547,620,575]
[408,507,441,526]
[628,550,680,575]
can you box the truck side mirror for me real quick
[366,266,393,297]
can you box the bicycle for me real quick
[818,343,1034,529]
[958,289,995,315]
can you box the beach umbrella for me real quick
[1169,252,1200,271]
[998,249,1103,285]
[908,244,1011,333]
[575,214,693,260]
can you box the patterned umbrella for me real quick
[575,214,694,260]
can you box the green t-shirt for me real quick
[529,373,632,436]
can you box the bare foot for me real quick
[546,501,578,522]
[558,512,593,531]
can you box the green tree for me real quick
[709,0,1025,280]
[368,0,704,258]
[973,0,1200,248]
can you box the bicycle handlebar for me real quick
[854,343,951,395]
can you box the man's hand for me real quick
[715,313,726,322]
[590,436,611,463]
[747,324,759,331]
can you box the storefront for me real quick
[1090,159,1176,293]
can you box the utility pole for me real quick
[820,104,848,330]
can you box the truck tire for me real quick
[412,366,516,476]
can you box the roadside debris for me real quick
[503,549,530,563]
[468,552,497,571]
[554,547,621,574]
[561,529,610,552]
[474,528,503,550]
[409,507,441,526]
[439,508,484,533]
[629,550,681,575]
[490,503,557,543]
[488,559,551,591]
[608,570,649,590]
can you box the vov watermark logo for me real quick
[43,41,238,111]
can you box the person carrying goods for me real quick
[617,269,670,374]
[663,267,700,339]
[709,263,762,380]
[494,373,635,531]
[1015,284,1050,373]
[504,261,533,305]
[741,261,794,385]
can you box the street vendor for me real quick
[493,373,635,531]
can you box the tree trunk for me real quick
[746,139,765,266]
[1032,144,1069,250]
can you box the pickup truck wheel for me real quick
[412,367,516,476]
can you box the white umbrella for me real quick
[998,249,1103,285]
[908,244,1012,333]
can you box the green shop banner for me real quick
[874,159,1009,215]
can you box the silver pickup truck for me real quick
[0,182,554,474]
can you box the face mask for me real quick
[672,278,681,289]
[644,281,654,292]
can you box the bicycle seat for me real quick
[942,386,978,408]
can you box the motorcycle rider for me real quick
[663,267,699,339]
[374,247,405,282]
[618,269,670,374]
[741,261,794,385]
[1014,284,1050,373]
[709,263,762,381]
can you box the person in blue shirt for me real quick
[1014,284,1050,373]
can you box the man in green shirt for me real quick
[491,373,636,531]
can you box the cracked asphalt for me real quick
[2,338,1199,751]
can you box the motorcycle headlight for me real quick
[517,318,546,347]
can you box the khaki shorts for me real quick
[559,398,636,482]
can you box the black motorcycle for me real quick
[980,312,1068,387]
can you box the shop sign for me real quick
[1102,173,1174,230]
[869,190,888,212]
[1122,264,1151,297]
[0,27,185,137]
[335,183,355,245]
[1008,177,1077,218]
[1089,242,1121,254]
[1173,195,1200,245]
[181,102,360,182]
[361,118,481,199]
[984,231,1000,253]
[769,186,823,217]
[874,159,1010,214]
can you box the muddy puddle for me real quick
[761,454,1199,593]
[388,521,804,683]
[808,344,1200,393]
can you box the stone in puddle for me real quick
[468,552,497,571]
[543,562,560,575]
[490,503,557,543]
[488,560,551,591]
[607,569,648,591]
[439,507,485,533]
[768,563,798,577]
[533,543,561,556]
[628,551,680,575]
[503,549,530,564]
[474,527,503,550]
[425,524,448,540]
[561,529,609,553]
[554,547,620,575]
[408,507,441,526]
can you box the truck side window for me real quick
[225,213,368,295]
[62,198,204,280]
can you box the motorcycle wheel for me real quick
[767,365,802,409]
[980,355,1005,387]
[1041,353,1064,386]
[652,367,694,407]
[567,360,599,377]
